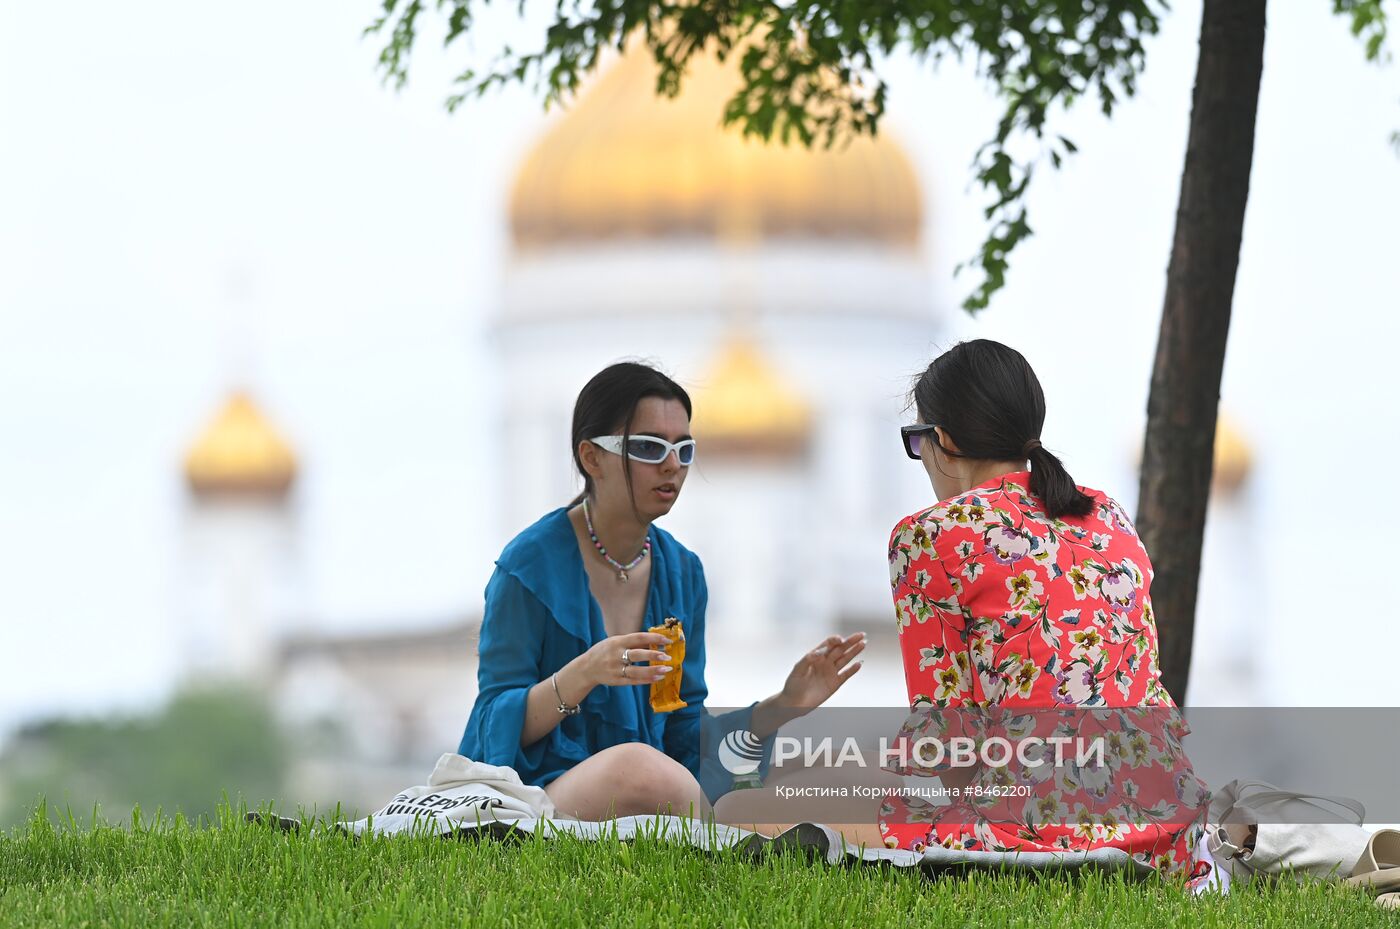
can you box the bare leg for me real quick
[712,765,902,851]
[544,743,712,821]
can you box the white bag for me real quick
[1206,778,1371,882]
[342,753,557,836]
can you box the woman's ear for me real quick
[934,426,961,456]
[578,440,604,481]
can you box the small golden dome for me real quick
[184,391,297,497]
[510,47,922,249]
[1213,414,1253,493]
[692,336,810,458]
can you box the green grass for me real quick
[0,808,1393,928]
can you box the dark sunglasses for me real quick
[900,424,942,461]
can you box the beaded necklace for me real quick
[581,496,650,582]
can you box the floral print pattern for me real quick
[879,472,1207,880]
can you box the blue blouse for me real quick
[457,507,756,803]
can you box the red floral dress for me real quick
[879,472,1208,879]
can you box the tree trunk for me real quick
[1137,0,1267,705]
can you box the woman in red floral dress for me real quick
[881,340,1208,879]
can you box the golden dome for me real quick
[510,47,922,248]
[184,391,297,497]
[1213,413,1253,493]
[692,336,810,457]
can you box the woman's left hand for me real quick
[778,633,866,709]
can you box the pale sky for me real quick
[1,1,1398,734]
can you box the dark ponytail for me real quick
[911,340,1094,520]
[569,361,692,504]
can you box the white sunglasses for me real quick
[590,435,696,466]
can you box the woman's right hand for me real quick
[579,632,675,688]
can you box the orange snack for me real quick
[648,617,687,713]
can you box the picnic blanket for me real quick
[256,753,1223,890]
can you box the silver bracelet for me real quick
[552,672,581,717]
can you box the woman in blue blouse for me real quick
[459,362,865,821]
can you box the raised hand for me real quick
[778,632,866,709]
